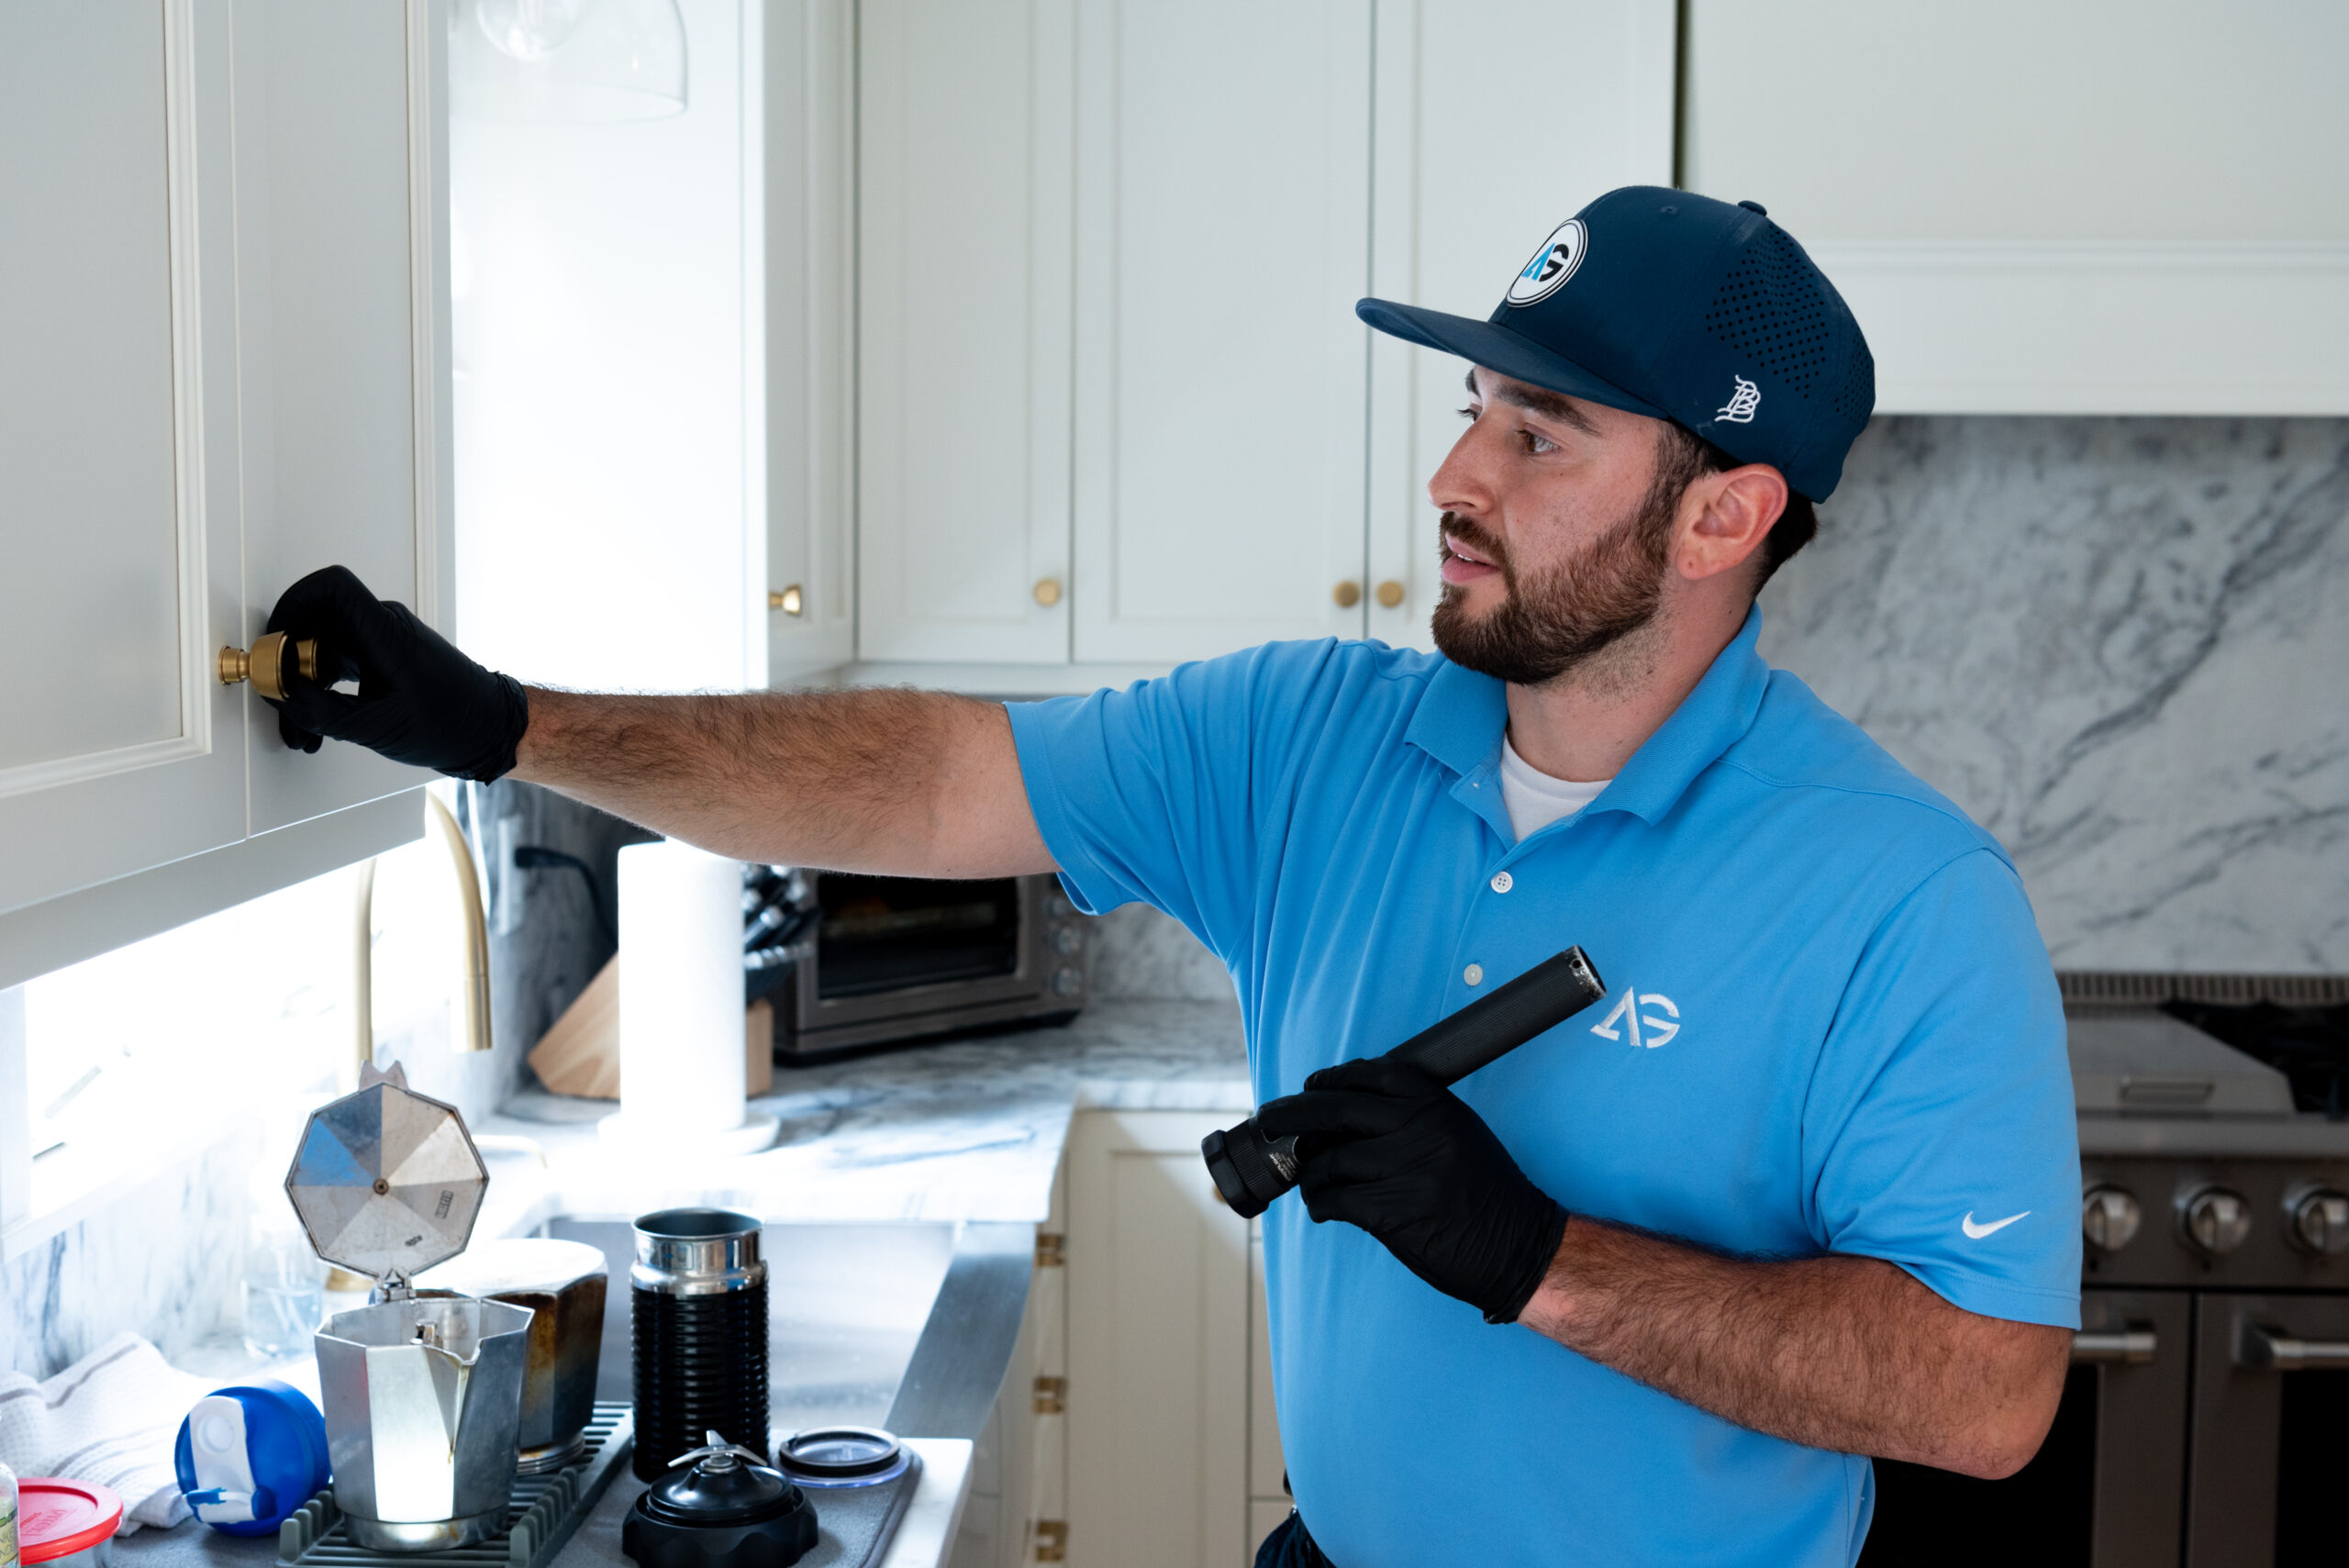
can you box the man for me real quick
[270,187,2080,1566]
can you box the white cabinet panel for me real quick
[1069,0,1371,665]
[1682,0,2349,414]
[239,0,440,833]
[1364,0,1675,651]
[1066,1110,1250,1568]
[0,0,248,916]
[763,0,859,684]
[858,0,1074,664]
[0,0,443,950]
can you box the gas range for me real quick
[1865,971,2349,1568]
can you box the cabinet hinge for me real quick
[1032,1374,1066,1415]
[1033,1520,1068,1562]
[1034,1232,1065,1268]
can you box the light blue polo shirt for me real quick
[1007,608,2080,1568]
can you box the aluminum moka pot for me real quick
[314,1296,535,1551]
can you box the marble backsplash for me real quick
[1760,416,2348,973]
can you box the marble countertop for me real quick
[471,999,1252,1236]
[118,1000,1249,1568]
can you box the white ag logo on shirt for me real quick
[1505,218,1587,306]
[1589,986,1680,1049]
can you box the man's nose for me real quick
[1428,417,1497,518]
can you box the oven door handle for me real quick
[2236,1320,2349,1370]
[2070,1325,2157,1364]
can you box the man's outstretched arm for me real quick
[262,565,1053,879]
[516,686,1053,878]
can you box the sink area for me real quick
[543,1216,1032,1442]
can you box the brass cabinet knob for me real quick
[1033,577,1063,607]
[217,630,317,701]
[1375,579,1406,609]
[769,584,805,616]
[1332,580,1362,608]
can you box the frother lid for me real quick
[284,1062,488,1286]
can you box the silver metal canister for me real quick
[630,1209,770,1480]
[314,1295,535,1551]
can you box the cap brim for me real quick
[1355,298,1673,424]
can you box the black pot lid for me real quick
[641,1435,802,1527]
[776,1428,905,1484]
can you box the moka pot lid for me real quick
[284,1062,488,1288]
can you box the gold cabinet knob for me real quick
[1375,579,1406,609]
[769,584,805,616]
[1332,580,1362,608]
[217,630,317,701]
[1033,577,1063,607]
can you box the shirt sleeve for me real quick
[1004,640,1334,969]
[1802,847,2083,1329]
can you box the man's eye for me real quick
[1520,429,1557,454]
[1456,405,1477,420]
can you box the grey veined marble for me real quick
[1759,416,2349,973]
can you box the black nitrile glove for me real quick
[264,565,529,783]
[1255,1054,1568,1325]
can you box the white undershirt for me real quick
[1498,735,1611,842]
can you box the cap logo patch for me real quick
[1504,219,1587,306]
[1716,374,1761,424]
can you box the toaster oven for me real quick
[749,871,1086,1062]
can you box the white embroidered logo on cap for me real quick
[1717,375,1761,423]
[1505,219,1588,306]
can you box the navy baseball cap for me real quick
[1357,186,1875,502]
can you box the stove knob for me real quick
[2081,1186,2142,1252]
[2286,1186,2349,1255]
[2180,1186,2253,1257]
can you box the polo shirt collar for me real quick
[1405,606,1773,828]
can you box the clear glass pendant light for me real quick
[450,0,687,123]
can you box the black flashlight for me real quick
[1200,945,1606,1219]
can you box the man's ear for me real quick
[1675,464,1787,582]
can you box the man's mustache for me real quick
[1439,511,1512,577]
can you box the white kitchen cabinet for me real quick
[1066,1109,1253,1568]
[849,0,1676,684]
[0,0,447,987]
[1682,0,2349,414]
[1066,0,1373,665]
[856,0,1076,666]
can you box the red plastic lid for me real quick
[17,1479,124,1562]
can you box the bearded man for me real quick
[266,188,2081,1567]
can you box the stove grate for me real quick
[2057,971,2349,1010]
[277,1403,635,1568]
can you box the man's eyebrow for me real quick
[1467,368,1598,436]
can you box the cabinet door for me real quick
[763,0,858,684]
[857,0,1075,664]
[237,0,444,833]
[1070,0,1371,665]
[1066,1109,1251,1568]
[0,0,250,917]
[1364,0,1676,652]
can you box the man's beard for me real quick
[1429,465,1684,688]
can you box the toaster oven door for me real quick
[790,873,1050,1033]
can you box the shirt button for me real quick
[1489,872,1513,894]
[1464,963,1485,986]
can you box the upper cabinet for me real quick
[852,0,1675,680]
[1683,0,2349,414]
[0,0,447,984]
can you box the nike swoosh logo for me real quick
[1962,1210,2030,1240]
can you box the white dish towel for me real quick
[0,1333,212,1534]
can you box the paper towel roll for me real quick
[603,839,775,1153]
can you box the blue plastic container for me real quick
[173,1381,331,1537]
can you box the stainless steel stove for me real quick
[1863,973,2349,1568]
